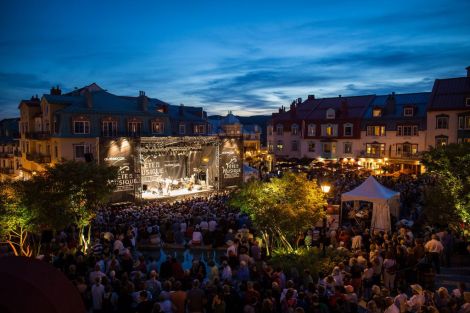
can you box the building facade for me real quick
[426,67,470,148]
[0,118,21,181]
[19,83,210,177]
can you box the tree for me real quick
[0,181,37,256]
[230,172,326,254]
[421,143,470,225]
[17,161,118,251]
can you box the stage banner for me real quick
[100,138,138,201]
[219,137,243,188]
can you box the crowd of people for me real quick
[34,186,469,313]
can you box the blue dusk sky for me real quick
[1,0,469,119]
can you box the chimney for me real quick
[50,85,62,95]
[466,66,470,77]
[84,90,93,109]
[385,92,396,114]
[307,94,315,100]
[297,97,302,104]
[138,91,148,112]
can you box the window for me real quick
[307,124,316,136]
[326,108,335,119]
[267,126,273,136]
[366,125,385,136]
[127,121,142,136]
[291,124,299,136]
[308,142,315,152]
[102,121,117,137]
[466,98,470,106]
[73,144,90,160]
[435,136,448,147]
[276,124,283,136]
[344,142,352,154]
[322,124,337,136]
[343,123,353,136]
[194,124,205,134]
[151,121,164,134]
[46,144,50,156]
[268,141,273,152]
[73,120,90,134]
[322,143,336,154]
[54,145,58,159]
[372,108,382,117]
[458,115,470,129]
[403,107,414,117]
[436,115,449,129]
[396,143,418,157]
[397,125,419,136]
[366,143,385,157]
[291,140,298,151]
[179,123,186,135]
[276,140,283,152]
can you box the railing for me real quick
[26,153,51,164]
[0,168,14,174]
[389,151,422,160]
[25,131,51,140]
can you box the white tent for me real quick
[243,164,259,182]
[341,176,400,231]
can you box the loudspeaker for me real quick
[84,153,94,162]
[143,184,148,191]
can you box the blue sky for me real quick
[1,0,469,119]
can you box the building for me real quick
[268,95,373,160]
[208,111,262,156]
[19,83,209,177]
[360,92,430,173]
[426,67,470,147]
[0,118,21,180]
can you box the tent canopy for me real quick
[341,176,400,231]
[341,175,399,203]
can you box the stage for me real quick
[141,184,214,200]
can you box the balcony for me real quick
[389,151,421,160]
[0,168,14,174]
[25,131,51,140]
[26,153,51,164]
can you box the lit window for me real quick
[344,142,352,154]
[151,121,164,134]
[73,120,90,134]
[435,136,448,147]
[366,143,385,157]
[276,140,283,152]
[366,126,385,136]
[403,107,414,117]
[372,108,382,117]
[458,115,470,129]
[194,124,205,134]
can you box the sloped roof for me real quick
[428,76,470,111]
[341,175,400,202]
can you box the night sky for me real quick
[1,0,469,119]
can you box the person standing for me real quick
[424,234,444,274]
[91,277,105,313]
[186,279,206,313]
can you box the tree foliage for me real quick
[421,143,470,224]
[16,161,118,250]
[230,172,326,253]
[0,181,37,256]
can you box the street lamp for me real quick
[321,183,331,194]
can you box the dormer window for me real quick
[372,108,382,117]
[326,108,335,119]
[403,107,414,117]
[276,124,283,136]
